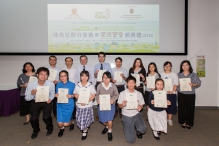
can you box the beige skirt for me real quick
[148,108,167,133]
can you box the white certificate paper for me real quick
[179,78,192,91]
[78,88,90,104]
[131,73,140,87]
[146,76,155,88]
[154,90,167,108]
[126,93,138,109]
[114,71,122,82]
[28,76,37,83]
[48,69,57,81]
[57,88,68,103]
[97,70,106,82]
[35,86,49,102]
[99,94,111,111]
[164,79,173,91]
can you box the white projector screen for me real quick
[0,0,187,55]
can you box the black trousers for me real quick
[52,97,57,117]
[178,92,196,126]
[115,85,125,114]
[30,101,53,133]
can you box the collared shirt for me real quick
[62,66,76,83]
[94,62,112,75]
[74,82,96,108]
[48,66,61,81]
[112,67,127,85]
[75,64,94,85]
[101,82,112,90]
[25,80,55,101]
[118,89,145,117]
[177,72,201,94]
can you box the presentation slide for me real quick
[48,4,159,53]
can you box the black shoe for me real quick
[157,132,161,135]
[101,127,108,134]
[31,132,38,139]
[46,130,53,136]
[136,132,142,139]
[181,124,186,128]
[186,125,191,129]
[81,131,88,140]
[69,124,74,131]
[153,132,160,140]
[23,121,29,125]
[58,129,64,137]
[108,133,113,141]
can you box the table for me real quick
[0,88,20,117]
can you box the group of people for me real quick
[17,52,201,143]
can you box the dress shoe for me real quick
[31,132,38,139]
[157,132,161,135]
[108,133,113,141]
[69,124,74,131]
[181,124,186,128]
[136,132,142,139]
[81,131,88,140]
[153,132,160,140]
[58,129,64,137]
[101,127,108,134]
[23,121,29,125]
[46,130,53,136]
[186,125,191,129]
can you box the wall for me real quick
[0,0,218,107]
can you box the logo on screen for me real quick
[130,9,134,14]
[95,9,110,19]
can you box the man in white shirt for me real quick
[112,57,127,117]
[75,55,94,84]
[63,57,76,83]
[48,55,61,118]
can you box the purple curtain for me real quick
[0,88,20,117]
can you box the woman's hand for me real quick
[110,100,114,104]
[74,94,79,99]
[66,94,72,98]
[151,100,154,104]
[55,93,59,98]
[167,100,171,105]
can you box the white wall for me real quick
[0,0,218,107]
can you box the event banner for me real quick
[48,4,159,53]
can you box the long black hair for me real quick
[146,62,161,77]
[22,62,35,73]
[179,60,193,73]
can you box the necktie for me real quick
[83,66,85,71]
[100,64,103,70]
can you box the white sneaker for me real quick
[167,120,173,126]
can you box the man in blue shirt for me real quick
[25,67,55,139]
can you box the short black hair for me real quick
[65,57,73,62]
[115,57,122,62]
[179,60,193,73]
[80,70,90,81]
[59,70,69,81]
[102,71,111,79]
[22,62,35,73]
[98,52,105,57]
[49,55,57,60]
[126,76,136,83]
[36,67,50,76]
[163,61,172,67]
[155,78,164,90]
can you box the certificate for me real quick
[154,90,167,108]
[97,70,106,82]
[99,94,111,111]
[179,78,192,91]
[35,86,49,102]
[146,76,155,88]
[131,73,140,87]
[126,93,138,109]
[28,76,37,83]
[57,88,68,103]
[78,88,90,104]
[48,69,57,81]
[114,71,122,82]
[164,79,173,91]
